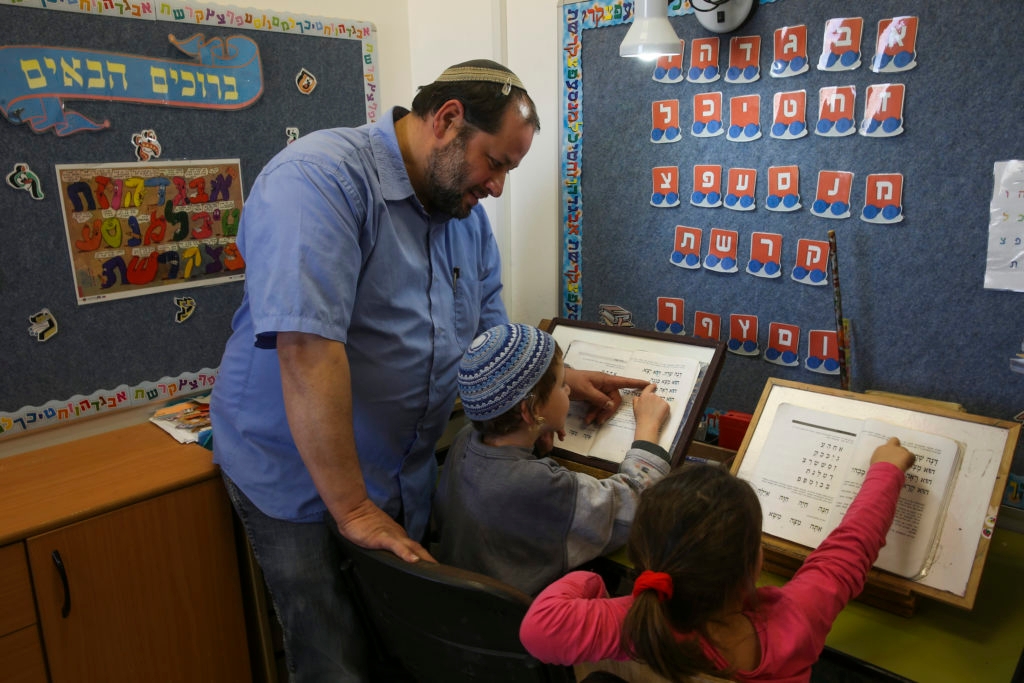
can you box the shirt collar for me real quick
[370,107,418,203]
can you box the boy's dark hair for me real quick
[470,344,563,437]
[622,465,763,681]
[411,60,541,134]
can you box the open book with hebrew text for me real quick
[558,340,701,464]
[738,402,962,579]
[545,318,725,472]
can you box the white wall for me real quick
[248,0,562,326]
[407,0,562,327]
[504,0,561,325]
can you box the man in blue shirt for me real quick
[210,60,648,681]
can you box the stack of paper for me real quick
[149,396,212,445]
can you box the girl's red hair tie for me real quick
[631,570,673,602]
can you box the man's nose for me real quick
[484,171,506,198]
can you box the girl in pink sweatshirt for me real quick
[519,438,914,683]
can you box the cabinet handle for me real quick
[51,550,71,618]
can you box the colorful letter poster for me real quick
[55,159,246,304]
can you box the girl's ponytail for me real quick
[620,464,764,681]
[624,578,708,681]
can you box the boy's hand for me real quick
[632,384,670,443]
[871,436,915,472]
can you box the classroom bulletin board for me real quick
[0,0,377,437]
[558,0,1024,469]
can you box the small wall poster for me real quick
[986,160,1024,292]
[55,159,246,304]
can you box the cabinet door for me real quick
[27,478,252,683]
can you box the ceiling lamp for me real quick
[619,0,683,60]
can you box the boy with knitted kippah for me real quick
[432,323,673,595]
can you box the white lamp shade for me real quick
[619,0,683,59]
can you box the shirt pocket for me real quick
[454,270,482,349]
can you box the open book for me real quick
[738,402,963,580]
[558,340,701,464]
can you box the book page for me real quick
[744,403,864,547]
[827,420,962,579]
[742,402,964,579]
[560,341,633,462]
[559,340,699,463]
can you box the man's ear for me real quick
[431,99,465,140]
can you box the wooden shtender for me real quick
[731,379,1020,616]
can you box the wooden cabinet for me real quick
[0,423,252,683]
[0,543,47,683]
[26,479,250,682]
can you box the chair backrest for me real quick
[335,532,576,683]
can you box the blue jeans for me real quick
[222,474,370,683]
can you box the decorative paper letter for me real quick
[818,17,864,71]
[811,170,854,219]
[725,35,761,84]
[651,166,680,207]
[772,25,808,77]
[691,164,723,208]
[656,296,686,334]
[765,322,801,366]
[792,238,831,285]
[688,37,721,83]
[747,232,783,278]
[704,228,739,273]
[670,225,703,269]
[766,165,801,211]
[728,314,760,356]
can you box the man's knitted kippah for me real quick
[458,323,555,422]
[433,59,526,94]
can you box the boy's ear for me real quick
[519,399,533,425]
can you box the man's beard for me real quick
[424,127,473,219]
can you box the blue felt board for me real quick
[0,3,367,413]
[563,0,1024,469]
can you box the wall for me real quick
[244,0,561,326]
[0,0,560,455]
[242,0,413,110]
[405,0,562,327]
[506,0,562,325]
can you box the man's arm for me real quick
[277,331,433,563]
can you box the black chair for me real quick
[334,531,576,683]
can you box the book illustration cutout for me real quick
[740,402,962,580]
[559,339,700,464]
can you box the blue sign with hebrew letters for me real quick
[0,33,263,136]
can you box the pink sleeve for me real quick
[779,462,904,650]
[519,571,634,665]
